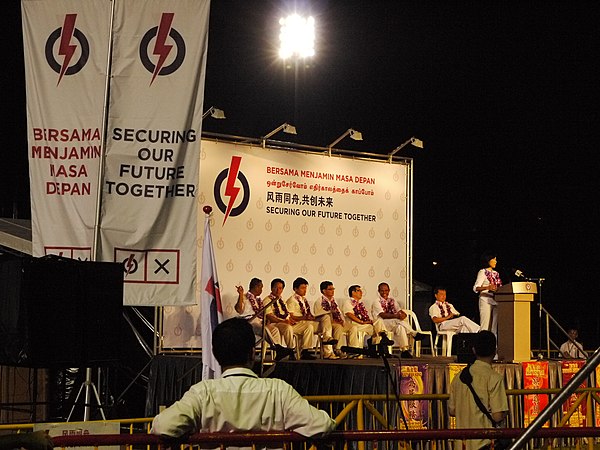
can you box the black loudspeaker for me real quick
[454,333,478,364]
[0,255,123,368]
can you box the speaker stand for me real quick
[67,368,106,421]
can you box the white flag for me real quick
[200,214,223,379]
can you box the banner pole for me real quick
[91,0,117,261]
[81,0,116,422]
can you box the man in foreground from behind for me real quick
[448,330,508,450]
[151,317,336,446]
[0,431,53,450]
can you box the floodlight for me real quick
[349,129,363,141]
[279,14,315,59]
[411,138,424,148]
[262,123,298,147]
[202,106,226,120]
[328,128,363,149]
[388,136,424,161]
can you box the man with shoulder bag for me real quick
[449,330,510,450]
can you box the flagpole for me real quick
[201,205,223,380]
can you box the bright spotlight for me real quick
[279,14,315,59]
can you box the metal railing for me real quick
[3,428,600,450]
[539,304,588,360]
[3,385,600,450]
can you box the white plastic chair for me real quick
[405,310,435,357]
[434,322,457,357]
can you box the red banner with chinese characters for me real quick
[562,360,586,427]
[596,365,600,427]
[522,360,549,427]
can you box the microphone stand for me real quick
[258,298,274,377]
[372,335,409,431]
[378,350,409,431]
[246,297,278,377]
[527,277,546,358]
[248,297,275,321]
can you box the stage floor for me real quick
[145,353,565,416]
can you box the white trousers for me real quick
[347,318,388,347]
[249,318,282,347]
[315,314,339,357]
[291,320,316,351]
[383,318,416,349]
[270,322,295,348]
[438,316,480,334]
[479,299,498,336]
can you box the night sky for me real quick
[4,1,599,349]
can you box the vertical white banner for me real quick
[101,0,210,305]
[22,0,111,258]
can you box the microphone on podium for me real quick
[508,266,526,279]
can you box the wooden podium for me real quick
[495,281,538,362]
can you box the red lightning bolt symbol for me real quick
[57,14,77,86]
[125,254,136,276]
[223,156,242,225]
[151,12,175,85]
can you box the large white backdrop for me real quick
[162,139,412,347]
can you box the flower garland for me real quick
[351,298,371,322]
[246,292,263,313]
[321,296,343,324]
[437,301,452,317]
[485,269,503,288]
[295,294,314,320]
[379,296,397,314]
[270,295,289,319]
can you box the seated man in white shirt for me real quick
[371,282,426,358]
[151,317,336,446]
[560,328,587,359]
[312,281,347,359]
[341,285,388,356]
[429,287,480,334]
[234,278,294,361]
[286,277,338,359]
[265,278,315,360]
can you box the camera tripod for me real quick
[67,368,106,421]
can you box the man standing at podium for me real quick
[473,253,502,337]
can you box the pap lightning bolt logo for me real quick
[223,156,242,225]
[125,254,136,275]
[151,13,175,85]
[57,14,77,85]
[213,156,250,223]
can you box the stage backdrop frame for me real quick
[161,137,414,349]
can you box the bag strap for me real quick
[459,364,498,426]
